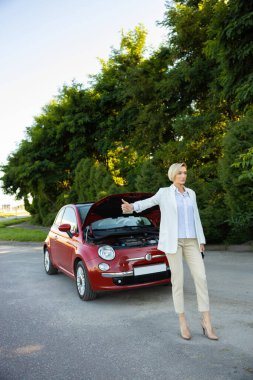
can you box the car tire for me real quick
[76,261,97,301]
[44,248,58,275]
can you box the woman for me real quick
[121,162,218,341]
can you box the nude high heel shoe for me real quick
[201,321,219,340]
[180,323,192,340]
[180,326,192,340]
[179,314,192,340]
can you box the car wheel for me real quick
[44,248,58,275]
[76,261,97,301]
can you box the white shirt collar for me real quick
[171,184,188,195]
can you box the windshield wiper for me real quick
[91,226,158,241]
[128,226,158,232]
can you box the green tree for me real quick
[72,158,119,202]
[135,159,168,193]
[232,147,253,182]
[1,83,99,224]
[219,108,253,242]
[204,0,253,112]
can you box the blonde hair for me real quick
[168,163,187,182]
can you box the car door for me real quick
[55,206,78,275]
[49,207,65,267]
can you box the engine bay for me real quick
[96,233,159,248]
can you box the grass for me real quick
[0,228,48,242]
[0,218,48,242]
[0,217,31,228]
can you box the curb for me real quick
[0,241,43,247]
[206,244,253,252]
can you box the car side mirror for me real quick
[59,223,73,238]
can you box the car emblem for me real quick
[145,253,152,261]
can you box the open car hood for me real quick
[82,192,160,228]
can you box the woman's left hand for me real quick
[200,244,205,252]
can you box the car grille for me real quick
[112,270,171,286]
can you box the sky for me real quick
[0,0,169,205]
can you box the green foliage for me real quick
[0,217,47,241]
[0,217,30,228]
[219,108,253,242]
[1,82,99,225]
[135,159,168,193]
[232,147,253,181]
[0,227,47,242]
[204,0,253,111]
[72,158,119,202]
[186,168,229,243]
[90,25,148,156]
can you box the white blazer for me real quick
[133,185,206,254]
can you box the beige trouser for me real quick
[166,238,210,314]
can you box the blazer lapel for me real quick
[168,185,177,212]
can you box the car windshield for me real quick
[77,204,93,223]
[92,216,151,230]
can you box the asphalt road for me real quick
[0,243,252,380]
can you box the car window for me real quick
[53,208,65,227]
[92,216,151,230]
[61,207,78,233]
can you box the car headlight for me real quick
[98,245,115,261]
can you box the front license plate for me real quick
[134,263,166,276]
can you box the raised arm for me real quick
[121,189,162,214]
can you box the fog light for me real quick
[98,263,110,271]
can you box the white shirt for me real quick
[172,184,197,238]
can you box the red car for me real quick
[43,192,171,300]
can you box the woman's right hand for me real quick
[121,199,134,214]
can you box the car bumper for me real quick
[101,266,170,287]
[101,270,133,277]
[101,265,170,277]
[85,254,171,291]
